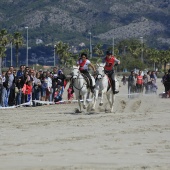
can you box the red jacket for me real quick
[25,85,32,95]
[136,75,143,85]
[104,56,115,71]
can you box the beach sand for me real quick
[0,78,170,170]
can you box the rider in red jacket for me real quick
[103,51,120,94]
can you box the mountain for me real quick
[0,0,170,48]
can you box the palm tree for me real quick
[55,41,72,66]
[13,32,23,68]
[0,29,9,74]
[159,50,170,72]
[93,43,104,59]
[148,48,160,70]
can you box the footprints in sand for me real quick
[117,99,142,113]
[131,100,141,112]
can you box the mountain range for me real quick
[0,0,170,49]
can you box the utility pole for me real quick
[54,45,56,67]
[11,42,13,66]
[25,26,29,66]
[89,32,92,58]
[140,36,144,63]
[112,37,114,55]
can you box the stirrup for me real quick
[90,86,95,93]
[113,90,119,94]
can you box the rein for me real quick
[72,72,87,91]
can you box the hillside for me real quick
[0,0,170,48]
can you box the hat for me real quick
[106,50,112,55]
[39,69,43,72]
[58,70,63,74]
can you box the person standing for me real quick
[0,71,6,107]
[128,70,136,95]
[136,70,143,93]
[103,50,120,94]
[25,80,32,103]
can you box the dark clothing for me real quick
[164,73,170,92]
[79,70,93,90]
[104,69,116,94]
[56,74,66,87]
[80,70,91,82]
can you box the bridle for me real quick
[96,66,105,79]
[72,70,87,91]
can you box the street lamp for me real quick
[112,37,114,55]
[140,36,144,63]
[25,26,28,66]
[54,45,56,67]
[11,42,13,66]
[89,32,92,58]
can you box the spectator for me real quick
[45,71,52,101]
[67,84,74,101]
[0,71,6,107]
[121,75,126,85]
[25,80,32,103]
[136,70,143,93]
[54,85,63,102]
[128,71,136,95]
[32,72,41,103]
[56,70,66,89]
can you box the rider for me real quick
[103,50,120,94]
[77,53,96,93]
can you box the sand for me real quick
[0,78,170,170]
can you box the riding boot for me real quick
[90,79,95,93]
[70,77,74,94]
[112,80,119,94]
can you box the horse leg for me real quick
[110,94,115,112]
[83,94,87,109]
[91,89,99,111]
[106,92,114,112]
[77,97,82,113]
[99,91,104,106]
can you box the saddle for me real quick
[106,77,112,91]
[81,73,90,88]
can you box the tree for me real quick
[93,43,104,59]
[159,50,170,72]
[55,41,72,66]
[148,48,160,70]
[0,29,9,74]
[13,32,23,68]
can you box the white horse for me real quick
[91,63,119,113]
[72,66,94,112]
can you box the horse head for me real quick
[72,66,80,79]
[96,63,105,79]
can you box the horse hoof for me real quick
[105,109,111,113]
[91,108,95,111]
[99,103,103,106]
[75,109,82,113]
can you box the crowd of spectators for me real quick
[127,70,158,94]
[0,65,68,107]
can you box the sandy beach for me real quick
[0,78,170,170]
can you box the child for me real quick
[67,85,74,101]
[121,75,126,85]
[54,86,63,102]
[151,80,158,94]
[25,81,32,102]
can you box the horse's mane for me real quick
[97,63,105,67]
[72,65,79,69]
